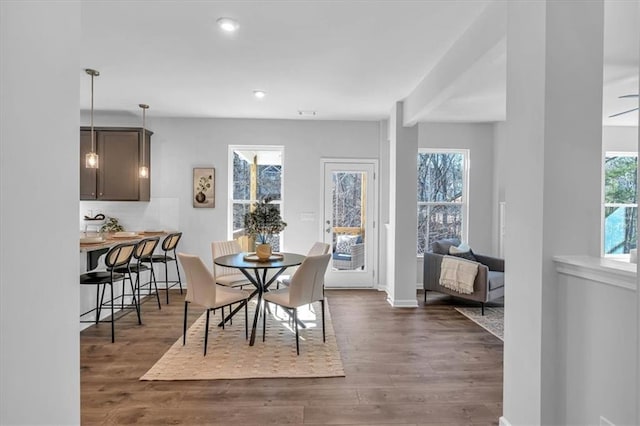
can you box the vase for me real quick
[195,191,206,203]
[256,243,272,261]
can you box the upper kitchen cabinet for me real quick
[80,127,152,201]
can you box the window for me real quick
[416,149,469,255]
[603,152,637,256]
[229,146,284,250]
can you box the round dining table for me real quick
[214,252,305,346]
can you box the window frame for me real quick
[227,145,285,247]
[601,150,637,259]
[416,148,470,257]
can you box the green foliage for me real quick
[243,196,287,244]
[100,217,124,233]
[604,156,637,206]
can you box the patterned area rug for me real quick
[454,306,504,341]
[141,299,344,380]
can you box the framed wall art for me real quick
[193,167,215,208]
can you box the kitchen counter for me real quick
[80,231,170,270]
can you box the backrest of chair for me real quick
[105,242,137,269]
[211,240,242,277]
[162,232,182,252]
[307,242,330,256]
[177,253,217,307]
[134,237,160,260]
[288,253,331,307]
[431,238,461,255]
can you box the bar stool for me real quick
[113,237,161,315]
[80,242,139,343]
[141,232,183,304]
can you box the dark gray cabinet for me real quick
[80,127,152,201]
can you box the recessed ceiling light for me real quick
[253,90,266,99]
[217,17,239,33]
[298,110,316,116]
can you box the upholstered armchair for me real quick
[423,238,504,315]
[332,233,365,270]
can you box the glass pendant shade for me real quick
[139,165,149,179]
[86,151,99,168]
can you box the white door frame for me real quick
[320,158,379,288]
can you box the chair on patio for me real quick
[177,253,249,355]
[332,232,364,270]
[263,253,331,355]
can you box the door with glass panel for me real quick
[322,161,377,287]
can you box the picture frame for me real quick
[193,167,215,208]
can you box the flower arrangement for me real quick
[243,196,287,244]
[100,217,124,233]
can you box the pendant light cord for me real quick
[90,72,95,153]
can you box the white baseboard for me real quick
[385,296,419,308]
[499,416,512,426]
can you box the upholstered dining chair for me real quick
[80,242,139,343]
[177,253,249,355]
[262,253,331,355]
[211,240,252,289]
[113,237,161,314]
[276,241,330,289]
[140,232,183,304]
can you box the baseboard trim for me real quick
[385,296,419,308]
[499,416,512,426]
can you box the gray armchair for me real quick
[423,238,504,315]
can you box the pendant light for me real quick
[85,69,100,168]
[139,104,149,179]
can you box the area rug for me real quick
[141,299,344,380]
[454,306,504,341]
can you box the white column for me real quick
[503,1,604,425]
[0,1,81,424]
[386,102,418,307]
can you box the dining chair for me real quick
[178,253,249,355]
[277,241,330,289]
[80,242,139,343]
[262,253,331,355]
[141,232,183,304]
[211,240,252,289]
[113,237,162,314]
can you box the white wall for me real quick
[603,125,639,152]
[80,112,380,266]
[0,2,81,424]
[416,122,495,285]
[492,122,507,256]
[556,274,637,425]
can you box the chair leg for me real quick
[204,309,210,356]
[95,285,102,324]
[245,300,248,340]
[183,301,188,345]
[98,284,107,323]
[321,299,326,343]
[164,261,170,304]
[293,308,299,355]
[150,264,161,310]
[130,273,141,325]
[221,306,225,330]
[424,289,427,304]
[109,283,115,343]
[174,258,183,294]
[262,301,266,342]
[481,302,485,316]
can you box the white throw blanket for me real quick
[439,255,479,294]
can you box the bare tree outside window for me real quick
[417,151,467,255]
[604,153,637,255]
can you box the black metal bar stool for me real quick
[140,232,183,304]
[113,237,161,316]
[80,242,139,343]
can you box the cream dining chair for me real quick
[177,253,249,355]
[211,240,252,289]
[276,242,330,289]
[262,253,331,355]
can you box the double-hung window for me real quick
[229,146,284,251]
[603,152,637,256]
[416,149,469,255]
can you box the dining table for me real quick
[213,252,306,346]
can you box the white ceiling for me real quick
[80,0,638,125]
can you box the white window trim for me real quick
[601,151,638,259]
[227,145,285,247]
[417,148,470,257]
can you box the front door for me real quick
[322,160,377,287]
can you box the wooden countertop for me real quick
[79,231,170,252]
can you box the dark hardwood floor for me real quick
[81,290,503,425]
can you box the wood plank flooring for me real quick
[81,290,503,425]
